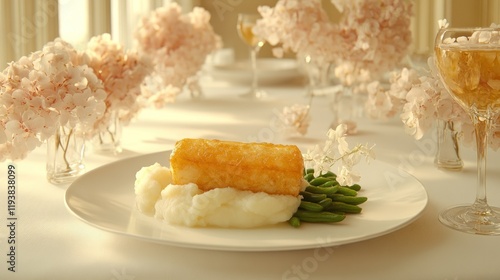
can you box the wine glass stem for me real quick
[250,47,258,93]
[472,115,490,210]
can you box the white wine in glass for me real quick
[435,27,500,235]
[237,13,266,99]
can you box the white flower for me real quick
[438,19,449,29]
[330,123,347,140]
[304,124,375,185]
[337,166,361,187]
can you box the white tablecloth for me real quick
[1,76,500,280]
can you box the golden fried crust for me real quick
[170,139,304,196]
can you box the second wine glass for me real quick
[237,13,266,99]
[435,27,500,235]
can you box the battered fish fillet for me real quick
[170,139,304,196]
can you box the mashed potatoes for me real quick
[134,163,301,228]
[134,162,172,214]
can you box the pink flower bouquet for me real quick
[134,3,222,107]
[0,38,106,161]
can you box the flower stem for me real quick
[98,127,116,145]
[322,145,363,166]
[61,127,73,170]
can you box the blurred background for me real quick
[1,0,500,67]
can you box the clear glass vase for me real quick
[186,73,203,99]
[92,111,123,154]
[434,119,463,170]
[46,125,86,184]
[330,85,358,135]
[301,54,332,97]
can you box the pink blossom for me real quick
[134,3,222,107]
[0,38,106,161]
[333,0,413,85]
[365,68,420,120]
[365,81,397,120]
[394,57,470,141]
[254,0,341,64]
[83,33,152,130]
[276,104,311,136]
[254,0,412,88]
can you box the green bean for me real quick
[291,168,367,227]
[329,194,367,205]
[293,210,346,223]
[299,201,323,212]
[317,198,332,208]
[305,185,339,195]
[288,216,301,228]
[318,180,336,188]
[318,171,336,178]
[304,173,315,182]
[309,177,333,186]
[336,186,358,196]
[348,184,362,191]
[300,191,327,202]
[325,202,362,214]
[319,177,337,183]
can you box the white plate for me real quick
[65,151,428,252]
[208,58,303,85]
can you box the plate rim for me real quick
[208,58,303,85]
[211,58,299,70]
[65,150,428,252]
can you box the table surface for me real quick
[1,74,500,280]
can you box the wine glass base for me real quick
[439,204,500,235]
[240,89,266,99]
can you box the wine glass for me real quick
[435,27,500,235]
[236,13,266,98]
